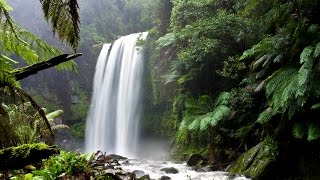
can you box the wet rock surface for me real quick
[160,167,179,174]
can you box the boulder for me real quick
[187,153,206,166]
[106,154,128,160]
[132,170,145,179]
[160,175,171,180]
[138,174,150,180]
[226,139,278,179]
[160,167,179,174]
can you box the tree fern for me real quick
[39,0,80,51]
[265,68,298,98]
[200,105,231,131]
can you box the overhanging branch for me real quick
[13,53,82,81]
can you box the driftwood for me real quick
[0,143,60,171]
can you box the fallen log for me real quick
[0,143,60,171]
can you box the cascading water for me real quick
[85,32,148,157]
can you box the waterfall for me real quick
[85,32,148,157]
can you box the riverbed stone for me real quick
[132,170,145,178]
[138,174,150,180]
[106,154,128,160]
[226,139,278,178]
[160,167,179,174]
[187,153,206,166]
[160,175,171,180]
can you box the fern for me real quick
[297,46,315,96]
[313,42,320,58]
[257,107,274,124]
[200,105,230,130]
[292,122,306,139]
[156,33,176,48]
[214,92,231,107]
[311,103,320,109]
[307,122,320,141]
[265,68,297,98]
[39,0,80,51]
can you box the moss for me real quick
[0,143,60,171]
[227,138,278,178]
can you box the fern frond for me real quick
[188,115,204,131]
[46,110,63,122]
[292,122,306,139]
[313,42,320,58]
[257,107,274,124]
[156,33,176,48]
[184,97,208,115]
[265,68,298,98]
[0,56,17,87]
[39,0,80,51]
[311,103,320,109]
[200,105,230,130]
[214,91,231,107]
[308,122,320,141]
[198,95,214,112]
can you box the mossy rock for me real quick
[227,139,278,179]
[0,143,60,171]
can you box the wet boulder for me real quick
[138,174,150,180]
[132,170,150,179]
[187,153,206,166]
[226,139,278,179]
[160,167,179,174]
[106,154,128,161]
[160,175,171,180]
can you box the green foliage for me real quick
[0,100,66,148]
[293,122,306,139]
[0,0,78,88]
[156,33,176,48]
[177,92,231,144]
[15,151,95,180]
[70,82,89,138]
[39,0,80,51]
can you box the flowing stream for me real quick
[85,32,148,157]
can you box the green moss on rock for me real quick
[227,138,278,178]
[0,143,60,171]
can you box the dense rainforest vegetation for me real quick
[1,0,320,179]
[144,0,320,179]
